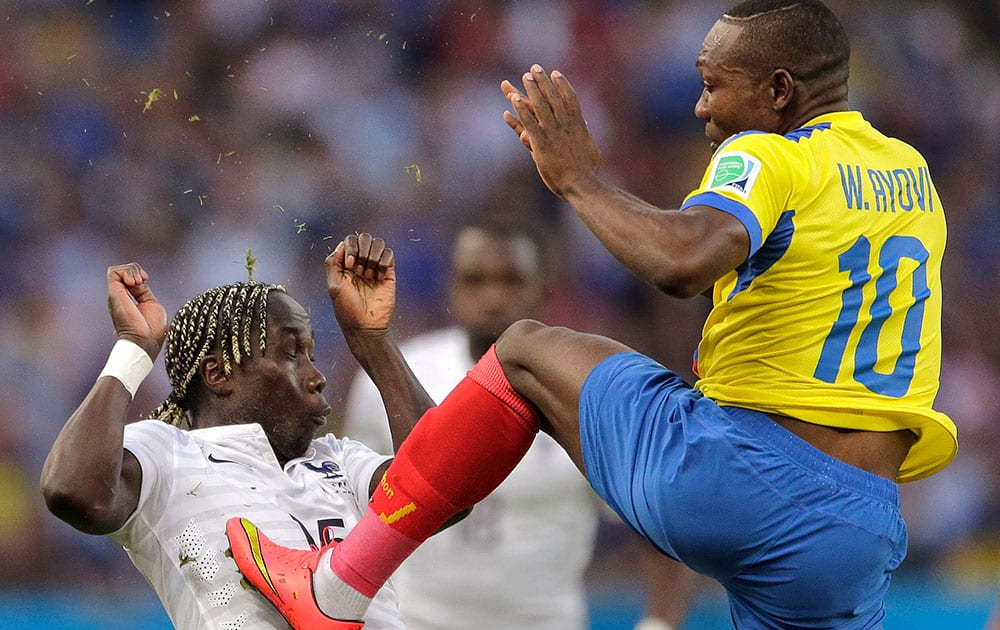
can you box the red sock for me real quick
[329,346,540,596]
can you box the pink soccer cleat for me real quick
[226,517,363,630]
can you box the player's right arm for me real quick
[502,67,749,298]
[40,263,167,536]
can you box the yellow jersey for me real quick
[680,111,956,482]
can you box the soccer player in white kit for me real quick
[41,234,432,629]
[342,223,598,629]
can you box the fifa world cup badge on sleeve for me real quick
[709,151,761,199]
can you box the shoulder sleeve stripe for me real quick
[681,191,763,256]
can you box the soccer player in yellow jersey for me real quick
[224,1,956,628]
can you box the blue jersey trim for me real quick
[681,191,762,256]
[784,122,832,142]
[727,210,796,300]
[713,123,831,154]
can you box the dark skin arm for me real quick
[329,234,433,457]
[501,66,748,298]
[332,235,470,527]
[325,234,434,498]
[40,263,167,535]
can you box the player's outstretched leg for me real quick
[225,517,364,629]
[226,346,541,626]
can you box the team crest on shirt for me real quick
[302,460,343,480]
[709,151,761,199]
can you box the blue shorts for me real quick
[579,353,908,629]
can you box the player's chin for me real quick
[280,432,318,462]
[307,402,332,424]
[705,126,730,152]
[310,409,330,429]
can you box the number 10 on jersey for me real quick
[813,235,930,398]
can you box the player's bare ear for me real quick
[199,354,234,396]
[770,69,795,112]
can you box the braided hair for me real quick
[148,281,285,427]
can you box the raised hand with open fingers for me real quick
[106,263,168,361]
[501,65,602,199]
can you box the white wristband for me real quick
[98,339,154,399]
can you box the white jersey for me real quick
[342,327,599,630]
[110,420,403,630]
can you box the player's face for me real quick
[694,20,781,150]
[449,229,544,346]
[230,292,329,464]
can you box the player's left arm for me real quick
[326,233,434,453]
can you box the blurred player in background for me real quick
[224,1,956,628]
[41,234,436,629]
[343,221,702,629]
[343,221,597,629]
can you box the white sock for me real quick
[634,617,676,630]
[312,548,372,621]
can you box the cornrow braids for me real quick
[148,281,285,427]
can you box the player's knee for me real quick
[495,319,546,365]
[500,318,546,340]
[494,319,546,379]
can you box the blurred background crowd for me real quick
[0,0,997,627]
